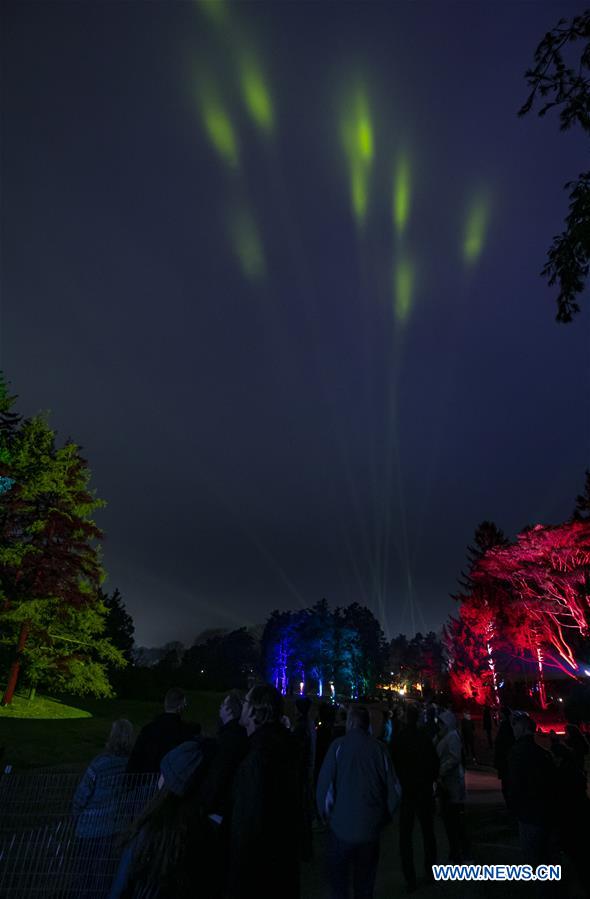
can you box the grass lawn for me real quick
[0,690,225,771]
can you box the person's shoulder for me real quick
[88,753,125,774]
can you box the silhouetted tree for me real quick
[101,588,135,661]
[519,10,590,321]
[573,469,590,520]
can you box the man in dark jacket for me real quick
[508,712,558,869]
[317,705,400,899]
[228,684,303,899]
[392,704,439,891]
[126,687,200,775]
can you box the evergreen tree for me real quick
[573,469,590,520]
[0,391,124,704]
[101,588,135,661]
[341,602,387,693]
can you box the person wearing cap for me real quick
[436,709,468,863]
[508,712,558,871]
[109,735,213,899]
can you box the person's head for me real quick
[240,684,283,735]
[164,687,187,715]
[463,711,471,720]
[220,690,244,725]
[511,711,536,740]
[405,704,420,728]
[106,718,134,757]
[159,738,204,796]
[346,705,370,733]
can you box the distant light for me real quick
[558,697,563,702]
[584,669,590,678]
[0,476,14,495]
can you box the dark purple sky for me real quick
[2,1,589,646]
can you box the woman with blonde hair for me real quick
[72,719,136,895]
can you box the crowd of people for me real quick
[71,686,590,899]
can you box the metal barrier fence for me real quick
[0,772,159,898]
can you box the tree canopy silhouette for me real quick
[519,10,590,322]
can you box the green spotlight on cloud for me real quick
[393,157,411,235]
[239,54,273,134]
[196,0,229,26]
[340,84,374,225]
[199,87,239,168]
[230,208,265,281]
[463,197,489,263]
[394,260,414,323]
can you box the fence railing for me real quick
[0,771,159,898]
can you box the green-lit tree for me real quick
[0,382,124,704]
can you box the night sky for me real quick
[2,1,589,647]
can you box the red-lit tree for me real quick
[445,607,495,705]
[450,522,511,705]
[472,520,590,708]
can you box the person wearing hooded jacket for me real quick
[436,709,468,863]
[316,705,400,899]
[109,735,214,899]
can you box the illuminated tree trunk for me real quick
[486,637,499,705]
[279,642,287,696]
[1,620,30,706]
[484,602,500,706]
[535,638,548,710]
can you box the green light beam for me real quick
[239,53,273,134]
[394,259,414,323]
[340,84,374,226]
[463,196,489,263]
[393,157,411,235]
[198,83,239,169]
[229,207,265,280]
